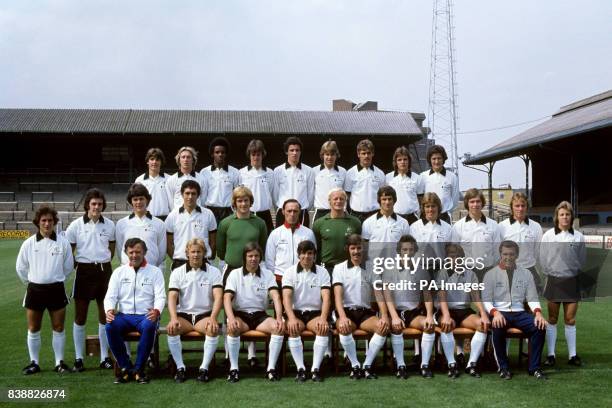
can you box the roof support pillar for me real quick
[462,160,495,218]
[570,153,578,215]
[520,154,530,204]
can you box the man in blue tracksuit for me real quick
[104,238,166,384]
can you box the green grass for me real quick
[1,239,611,407]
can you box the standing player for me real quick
[540,201,586,367]
[383,235,436,379]
[166,238,223,383]
[165,180,217,270]
[435,244,490,378]
[312,188,361,273]
[451,188,501,281]
[265,199,316,283]
[498,192,544,292]
[17,206,74,374]
[166,146,206,210]
[344,139,386,223]
[115,183,167,269]
[420,145,459,223]
[224,243,284,382]
[482,240,547,380]
[65,188,116,372]
[312,140,346,224]
[104,238,166,384]
[273,136,314,227]
[200,137,240,225]
[333,234,389,379]
[385,146,424,224]
[238,139,275,234]
[282,240,331,382]
[135,148,172,221]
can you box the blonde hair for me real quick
[356,139,374,153]
[421,192,442,215]
[185,238,206,254]
[553,200,574,229]
[232,186,254,207]
[327,187,347,202]
[175,146,198,167]
[320,140,340,160]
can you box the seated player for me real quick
[435,243,490,378]
[224,243,284,382]
[333,234,389,380]
[104,238,166,384]
[166,238,223,383]
[282,240,331,382]
[383,235,436,379]
[483,240,547,380]
[17,205,74,374]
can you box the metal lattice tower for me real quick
[427,0,459,175]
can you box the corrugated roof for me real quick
[464,90,612,165]
[0,108,423,137]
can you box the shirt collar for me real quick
[243,266,262,277]
[429,167,447,176]
[132,258,148,272]
[357,164,374,172]
[509,216,529,225]
[465,214,487,223]
[186,262,207,272]
[285,161,302,169]
[283,221,301,229]
[420,214,441,225]
[554,227,574,235]
[83,214,104,224]
[129,211,153,220]
[320,164,339,171]
[349,260,366,270]
[212,164,229,172]
[144,172,164,180]
[179,205,202,213]
[178,170,197,178]
[376,211,397,220]
[297,263,316,273]
[393,170,412,178]
[36,231,57,241]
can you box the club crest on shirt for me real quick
[255,281,267,292]
[50,245,63,256]
[141,277,153,286]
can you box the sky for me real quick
[1,0,610,189]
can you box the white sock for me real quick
[288,337,305,371]
[468,331,487,365]
[546,323,557,357]
[227,335,240,370]
[73,323,86,360]
[99,323,110,361]
[248,341,257,359]
[167,335,185,370]
[201,336,218,370]
[440,332,456,365]
[565,324,577,358]
[325,334,333,357]
[312,336,328,370]
[420,332,435,368]
[339,334,360,368]
[267,334,284,371]
[391,334,405,367]
[414,339,421,355]
[456,344,464,355]
[52,330,65,365]
[364,333,386,367]
[27,330,41,364]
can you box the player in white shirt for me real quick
[265,199,316,282]
[115,183,167,269]
[200,137,240,224]
[386,146,424,224]
[540,201,586,368]
[420,145,459,223]
[451,188,502,281]
[224,242,284,382]
[238,139,276,234]
[498,192,544,292]
[273,136,314,227]
[344,139,386,223]
[17,206,74,375]
[104,238,166,384]
[166,238,223,383]
[312,140,346,224]
[333,234,390,380]
[65,188,116,372]
[410,192,453,262]
[383,235,436,379]
[282,240,331,382]
[166,146,206,210]
[135,147,172,220]
[165,180,217,270]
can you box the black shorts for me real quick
[276,208,310,228]
[544,275,580,303]
[293,310,322,325]
[234,310,270,331]
[349,209,377,224]
[398,307,425,326]
[312,209,330,224]
[435,308,475,325]
[72,262,112,301]
[337,307,376,326]
[254,210,274,235]
[206,206,234,225]
[398,212,419,225]
[171,259,188,271]
[177,311,212,326]
[24,282,69,312]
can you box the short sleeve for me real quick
[361,218,372,240]
[332,264,344,286]
[168,269,181,291]
[343,169,353,192]
[266,271,278,291]
[65,220,78,244]
[319,269,331,288]
[206,209,217,232]
[224,269,238,293]
[281,269,295,289]
[165,212,176,234]
[108,219,116,242]
[211,268,223,288]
